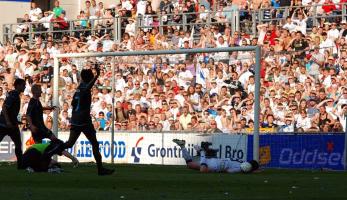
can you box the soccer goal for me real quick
[52,46,262,163]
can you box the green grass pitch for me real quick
[0,163,346,200]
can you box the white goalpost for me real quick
[52,46,262,163]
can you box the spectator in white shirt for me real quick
[29,2,42,22]
[179,105,192,130]
[96,1,105,16]
[238,68,253,87]
[4,46,18,68]
[125,18,136,37]
[87,35,99,52]
[24,62,34,77]
[59,59,72,73]
[319,32,336,54]
[61,69,72,85]
[16,14,31,34]
[121,0,133,11]
[178,64,193,89]
[198,5,209,21]
[257,23,268,45]
[151,93,162,109]
[115,73,126,91]
[18,48,29,70]
[302,0,313,6]
[137,0,148,16]
[296,111,312,131]
[38,11,54,30]
[102,34,114,52]
[160,113,171,131]
[309,46,325,79]
[282,17,297,33]
[280,116,295,132]
[327,22,340,41]
[215,36,229,61]
[85,0,96,18]
[292,10,308,35]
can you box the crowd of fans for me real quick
[0,0,347,134]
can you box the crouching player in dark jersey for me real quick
[64,64,114,176]
[173,139,259,173]
[22,139,69,173]
[0,78,26,169]
[26,84,79,167]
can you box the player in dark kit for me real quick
[22,139,66,173]
[26,84,79,166]
[64,64,114,176]
[0,78,26,169]
[26,84,58,143]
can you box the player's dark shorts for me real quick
[22,148,51,172]
[32,129,53,143]
[0,126,21,148]
[0,125,20,136]
[70,123,96,134]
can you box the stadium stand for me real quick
[0,0,346,134]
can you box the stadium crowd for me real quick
[0,0,346,134]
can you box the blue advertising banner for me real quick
[248,134,346,170]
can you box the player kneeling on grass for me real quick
[22,139,69,173]
[173,139,259,173]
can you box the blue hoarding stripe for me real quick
[248,134,345,170]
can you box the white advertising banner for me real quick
[0,136,16,161]
[58,132,129,163]
[13,132,248,165]
[131,133,248,165]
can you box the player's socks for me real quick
[98,167,115,176]
[17,157,24,170]
[181,147,193,163]
[200,151,207,167]
[172,139,185,148]
[72,157,79,168]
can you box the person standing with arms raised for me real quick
[64,64,114,176]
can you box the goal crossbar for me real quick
[53,46,262,163]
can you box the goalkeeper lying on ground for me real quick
[22,139,73,173]
[173,139,259,173]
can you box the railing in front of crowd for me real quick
[136,3,347,37]
[2,17,122,45]
[2,3,347,45]
[51,127,342,134]
[244,4,347,34]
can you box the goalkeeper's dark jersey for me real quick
[70,82,92,126]
[28,143,50,154]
